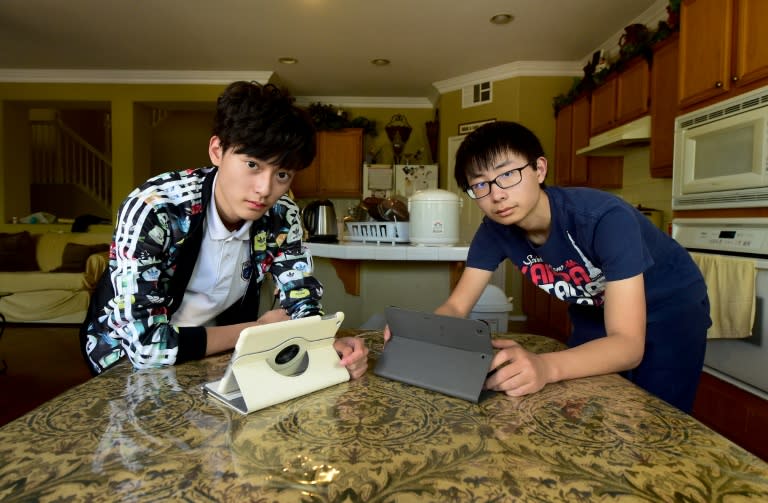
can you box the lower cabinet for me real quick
[693,372,768,461]
[521,279,571,345]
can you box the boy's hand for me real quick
[256,308,290,325]
[485,338,551,396]
[383,324,392,343]
[334,337,369,379]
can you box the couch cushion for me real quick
[0,289,90,323]
[0,231,38,271]
[36,233,112,272]
[0,271,86,293]
[52,242,110,272]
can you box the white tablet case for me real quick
[203,312,349,414]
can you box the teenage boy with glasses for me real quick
[390,121,710,413]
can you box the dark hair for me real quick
[212,81,316,171]
[454,121,546,190]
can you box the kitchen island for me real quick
[1,331,767,502]
[307,241,470,327]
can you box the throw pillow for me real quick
[0,231,38,271]
[52,243,110,273]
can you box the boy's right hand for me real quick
[256,308,290,325]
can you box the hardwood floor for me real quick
[0,324,92,427]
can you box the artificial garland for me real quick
[553,0,680,116]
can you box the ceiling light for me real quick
[278,57,298,65]
[489,13,514,25]
[371,58,390,66]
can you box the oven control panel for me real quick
[672,218,768,255]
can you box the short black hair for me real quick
[454,121,546,190]
[212,81,316,171]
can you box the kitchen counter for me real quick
[307,241,469,261]
[307,243,470,320]
[1,331,767,502]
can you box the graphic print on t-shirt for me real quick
[520,232,607,306]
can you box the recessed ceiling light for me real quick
[489,13,514,25]
[371,58,391,66]
[278,57,298,65]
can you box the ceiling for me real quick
[0,0,665,103]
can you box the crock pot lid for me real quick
[409,189,460,202]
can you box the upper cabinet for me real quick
[590,57,650,136]
[554,95,622,189]
[679,0,768,111]
[291,129,363,198]
[650,34,680,178]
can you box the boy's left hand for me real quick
[334,337,369,379]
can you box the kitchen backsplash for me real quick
[605,147,673,232]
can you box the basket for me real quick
[345,222,409,244]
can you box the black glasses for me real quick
[465,162,533,199]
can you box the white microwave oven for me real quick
[672,85,768,210]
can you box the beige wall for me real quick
[436,76,573,188]
[606,148,673,230]
[150,110,214,175]
[0,82,228,222]
[345,107,435,165]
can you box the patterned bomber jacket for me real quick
[80,167,324,375]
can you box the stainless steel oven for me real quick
[672,218,768,400]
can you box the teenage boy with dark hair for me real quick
[389,120,710,413]
[81,81,368,378]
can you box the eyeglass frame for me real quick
[464,161,534,199]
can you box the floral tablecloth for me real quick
[1,330,767,502]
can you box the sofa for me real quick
[0,230,112,323]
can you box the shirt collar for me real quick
[208,174,252,241]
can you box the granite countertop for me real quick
[307,241,469,261]
[1,331,767,502]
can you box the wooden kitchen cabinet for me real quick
[679,0,768,111]
[649,34,679,178]
[590,76,618,136]
[553,96,622,189]
[693,372,768,461]
[521,279,571,345]
[554,102,576,186]
[589,57,650,136]
[569,96,591,186]
[291,128,363,198]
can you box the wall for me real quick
[150,110,214,175]
[605,147,673,230]
[344,107,435,166]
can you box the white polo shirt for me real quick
[172,181,252,327]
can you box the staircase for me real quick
[29,115,112,218]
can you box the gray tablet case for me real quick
[374,306,494,402]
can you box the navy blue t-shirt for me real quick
[467,186,706,322]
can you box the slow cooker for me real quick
[408,189,462,246]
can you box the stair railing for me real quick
[30,118,112,210]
